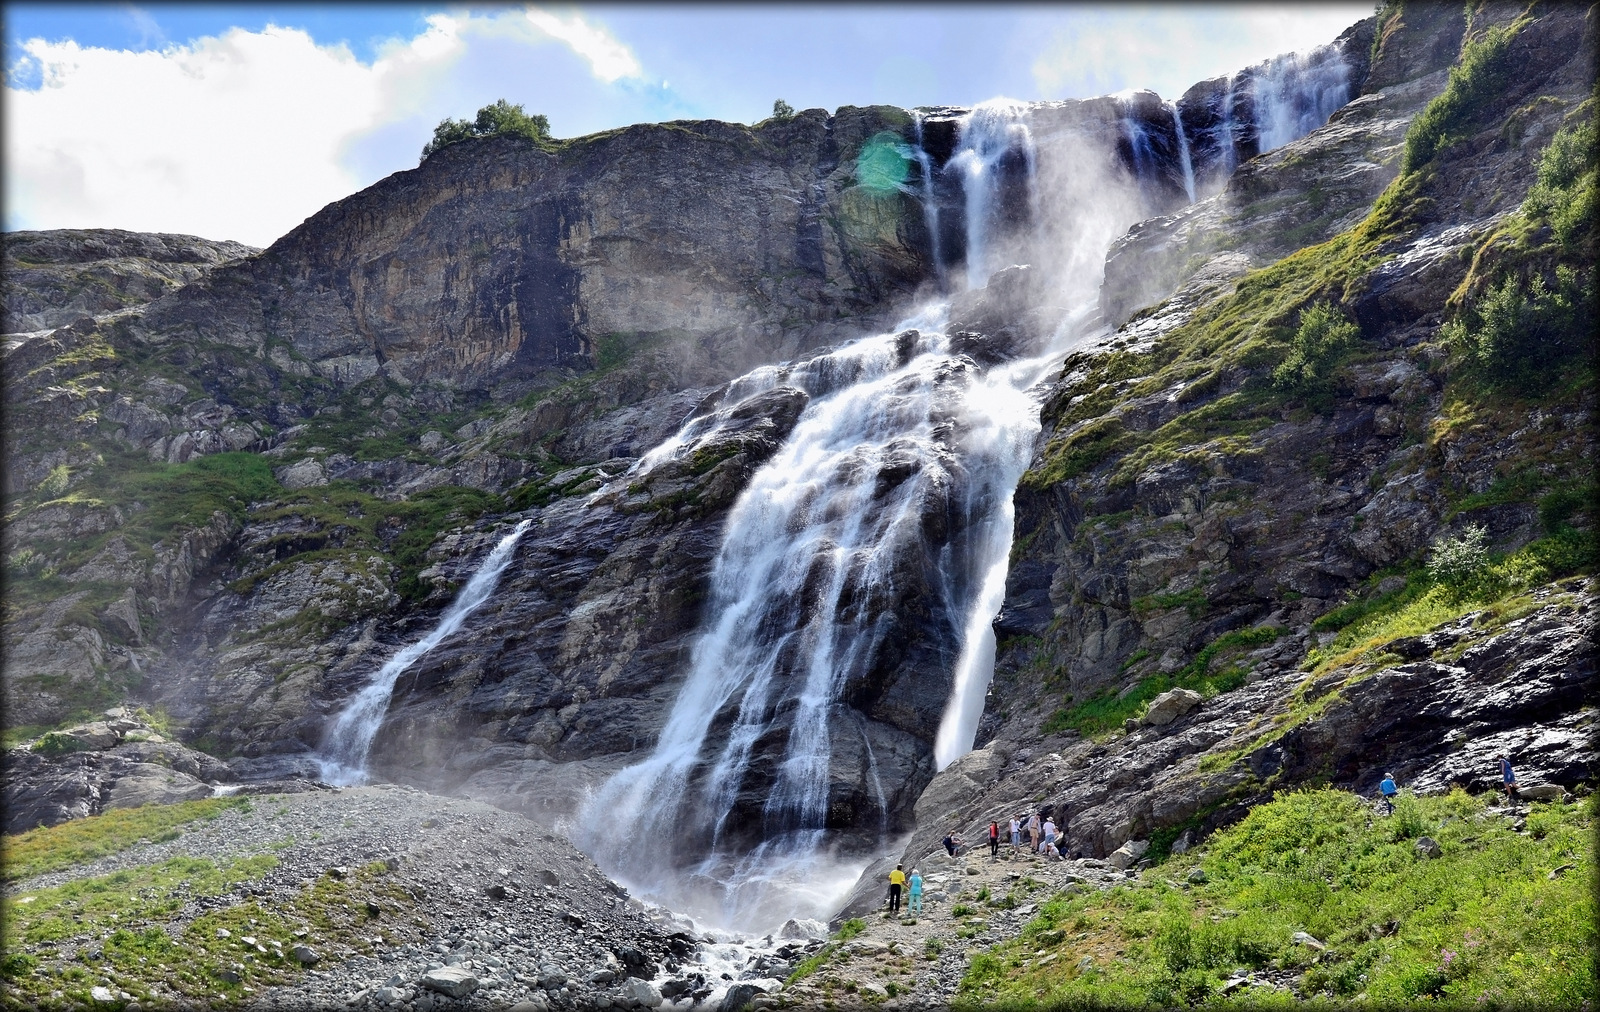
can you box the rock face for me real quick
[132,107,936,396]
[1,229,257,334]
[936,0,1597,868]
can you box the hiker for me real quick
[1499,755,1518,800]
[1379,772,1398,814]
[1041,818,1057,858]
[942,832,964,857]
[988,820,1001,860]
[1008,815,1022,857]
[1026,812,1041,852]
[907,868,924,915]
[888,864,906,914]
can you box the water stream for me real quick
[315,518,533,785]
[1169,102,1197,203]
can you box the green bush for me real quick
[1442,266,1591,395]
[421,99,551,161]
[28,731,85,758]
[1272,302,1360,403]
[771,99,795,120]
[1523,115,1597,252]
[836,917,866,940]
[1402,18,1521,172]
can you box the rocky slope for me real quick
[1,52,1327,838]
[1,230,258,336]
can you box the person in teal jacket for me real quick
[907,868,924,915]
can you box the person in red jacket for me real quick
[988,820,1001,860]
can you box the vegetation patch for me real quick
[1043,627,1281,737]
[952,789,1592,1009]
[3,798,254,883]
[0,852,418,1009]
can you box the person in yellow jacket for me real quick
[887,864,907,914]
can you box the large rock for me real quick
[419,966,479,998]
[1,229,257,333]
[1143,688,1203,726]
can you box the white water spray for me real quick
[1253,46,1351,153]
[948,100,1034,289]
[1169,102,1197,203]
[316,518,533,785]
[912,111,947,291]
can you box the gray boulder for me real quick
[1143,688,1203,727]
[1107,839,1150,870]
[419,967,479,998]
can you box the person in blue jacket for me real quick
[1379,772,1399,814]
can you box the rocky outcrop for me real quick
[866,579,1593,881]
[924,1,1597,883]
[2,228,257,334]
[0,706,325,833]
[127,107,935,397]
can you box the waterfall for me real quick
[1169,102,1197,204]
[947,99,1035,289]
[912,111,947,292]
[1253,45,1351,153]
[576,99,1077,933]
[1218,76,1239,174]
[315,518,533,786]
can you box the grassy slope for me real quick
[955,790,1594,1009]
[0,800,418,1010]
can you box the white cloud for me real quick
[1030,4,1371,101]
[4,6,647,247]
[524,8,642,83]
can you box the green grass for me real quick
[1304,531,1594,676]
[1043,627,1281,737]
[0,852,420,1009]
[1402,15,1526,172]
[786,917,869,986]
[2,798,253,881]
[953,789,1593,1010]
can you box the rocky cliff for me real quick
[3,0,1593,935]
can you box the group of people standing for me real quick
[986,811,1066,860]
[886,864,923,915]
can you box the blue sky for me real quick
[5,4,1371,245]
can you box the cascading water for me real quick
[316,518,532,785]
[911,111,947,292]
[577,104,1066,932]
[947,100,1035,289]
[1168,102,1197,204]
[1253,45,1352,153]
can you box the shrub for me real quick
[29,731,86,758]
[421,100,551,161]
[1427,523,1489,595]
[1402,18,1521,172]
[1442,266,1592,395]
[1523,115,1597,252]
[836,917,866,940]
[1272,302,1360,403]
[772,99,795,120]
